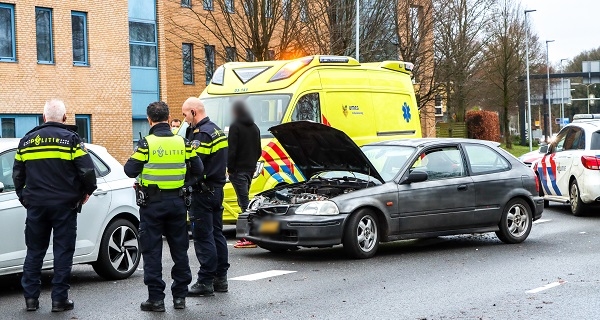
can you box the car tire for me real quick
[570,179,587,216]
[495,198,532,244]
[342,209,379,259]
[92,219,140,280]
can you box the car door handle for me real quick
[93,189,108,196]
[457,185,468,191]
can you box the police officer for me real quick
[182,97,230,296]
[13,100,97,312]
[124,101,203,312]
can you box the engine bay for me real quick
[252,176,378,208]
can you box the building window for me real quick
[75,115,91,143]
[181,0,192,7]
[243,0,253,15]
[129,21,157,67]
[225,46,236,62]
[246,48,255,62]
[203,0,214,11]
[282,0,291,20]
[205,45,215,84]
[409,5,422,45]
[268,50,275,60]
[0,115,42,138]
[1,118,15,138]
[36,7,53,64]
[0,3,16,62]
[71,11,88,66]
[300,0,308,22]
[133,119,151,146]
[225,0,235,13]
[265,0,273,18]
[182,43,194,84]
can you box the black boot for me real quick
[188,281,214,297]
[173,297,186,310]
[213,276,229,292]
[140,299,165,312]
[25,298,39,311]
[51,299,74,312]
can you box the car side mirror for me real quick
[402,170,428,184]
[0,182,5,193]
[540,145,548,154]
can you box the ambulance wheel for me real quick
[570,179,587,216]
[92,219,140,280]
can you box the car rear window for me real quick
[592,131,600,150]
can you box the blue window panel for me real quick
[132,92,159,117]
[36,7,53,64]
[15,117,38,137]
[131,68,159,92]
[0,3,16,61]
[71,12,88,66]
[0,116,40,138]
[128,0,156,21]
[75,115,91,143]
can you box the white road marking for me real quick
[526,281,566,294]
[533,219,552,225]
[230,270,296,281]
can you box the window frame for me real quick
[88,150,111,178]
[461,143,512,176]
[408,145,468,181]
[564,126,585,151]
[205,44,215,85]
[75,114,91,143]
[181,0,192,8]
[245,48,255,62]
[0,3,16,62]
[549,128,571,154]
[129,20,158,69]
[225,0,235,13]
[203,0,214,11]
[35,7,53,64]
[71,11,89,66]
[182,43,194,84]
[291,92,321,122]
[225,46,236,62]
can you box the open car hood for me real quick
[269,121,384,183]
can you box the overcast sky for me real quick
[521,0,600,66]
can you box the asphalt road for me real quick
[2,205,600,319]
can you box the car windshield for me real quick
[361,145,416,182]
[201,94,292,138]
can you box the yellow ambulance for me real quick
[198,55,422,224]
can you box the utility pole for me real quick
[525,9,536,151]
[545,40,554,141]
[560,58,568,128]
[355,0,360,62]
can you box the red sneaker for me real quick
[234,239,257,248]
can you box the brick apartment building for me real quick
[0,0,434,162]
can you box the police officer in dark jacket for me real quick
[13,100,97,312]
[182,97,230,296]
[124,101,203,312]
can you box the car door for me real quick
[541,128,571,197]
[0,149,28,269]
[556,126,585,192]
[397,145,476,234]
[462,143,514,226]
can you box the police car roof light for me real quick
[573,114,600,120]
[211,66,225,85]
[269,56,314,82]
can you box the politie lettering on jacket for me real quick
[24,135,70,147]
[153,146,184,157]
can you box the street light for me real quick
[525,9,536,151]
[355,0,360,61]
[560,58,568,127]
[545,40,554,141]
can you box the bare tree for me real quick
[165,0,306,63]
[434,0,493,122]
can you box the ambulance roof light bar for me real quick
[269,56,314,82]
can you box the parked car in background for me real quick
[534,114,600,216]
[237,122,544,258]
[0,139,140,280]
[519,144,548,167]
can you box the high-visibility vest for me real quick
[139,134,187,189]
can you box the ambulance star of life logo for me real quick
[34,135,41,146]
[156,146,165,157]
[402,102,411,123]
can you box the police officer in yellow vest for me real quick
[124,101,203,312]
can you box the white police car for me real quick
[533,114,600,215]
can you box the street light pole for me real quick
[545,40,554,141]
[560,58,568,127]
[525,9,536,151]
[355,0,360,61]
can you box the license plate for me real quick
[259,221,280,234]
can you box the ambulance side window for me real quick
[291,93,321,122]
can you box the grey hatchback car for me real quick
[236,122,544,258]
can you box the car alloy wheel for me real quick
[108,226,139,273]
[570,183,579,214]
[357,216,378,252]
[506,203,529,238]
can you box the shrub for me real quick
[466,110,501,142]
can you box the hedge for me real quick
[465,110,501,142]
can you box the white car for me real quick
[533,114,600,215]
[0,139,140,279]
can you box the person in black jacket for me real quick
[227,100,261,213]
[13,100,97,312]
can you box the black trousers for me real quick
[139,195,192,301]
[22,205,77,302]
[229,171,253,211]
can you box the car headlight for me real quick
[253,161,265,179]
[248,196,265,211]
[295,201,339,215]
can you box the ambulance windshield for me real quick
[201,94,292,138]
